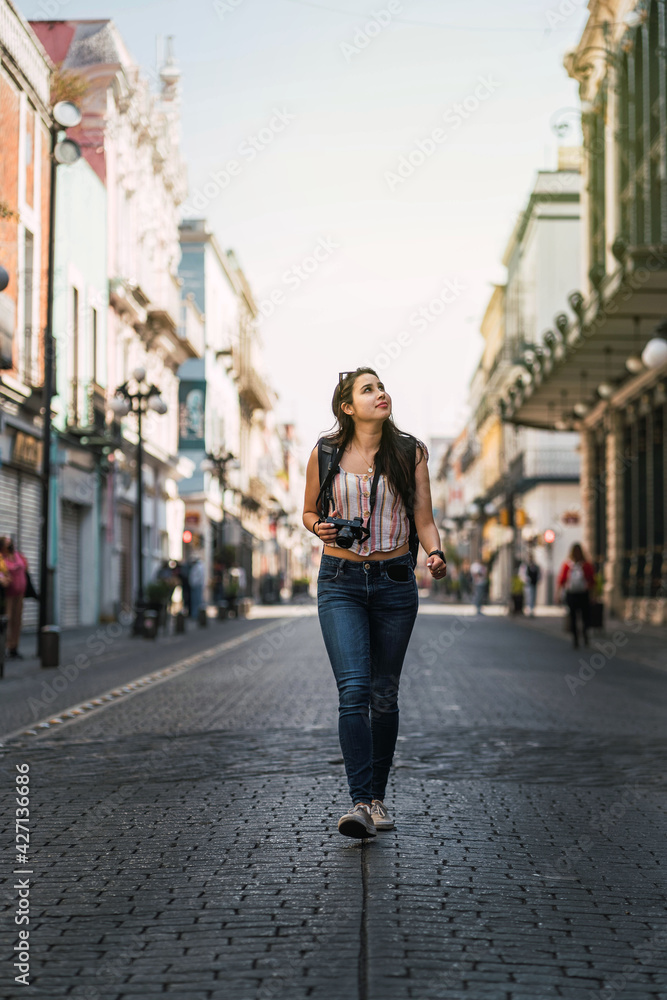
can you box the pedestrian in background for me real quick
[470,559,487,615]
[3,537,28,658]
[556,542,595,649]
[188,553,205,619]
[303,367,446,840]
[519,553,541,617]
[0,537,10,616]
[459,559,472,602]
[510,563,524,615]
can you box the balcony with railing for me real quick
[233,338,273,413]
[147,271,182,335]
[66,379,107,435]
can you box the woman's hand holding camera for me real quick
[315,512,341,545]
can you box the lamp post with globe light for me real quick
[109,368,168,614]
[39,101,82,667]
[200,450,240,575]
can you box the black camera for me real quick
[324,515,367,549]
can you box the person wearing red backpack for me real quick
[555,542,596,649]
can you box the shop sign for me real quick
[13,431,42,471]
[178,380,206,449]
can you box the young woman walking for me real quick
[302,368,446,839]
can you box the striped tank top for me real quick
[328,468,409,556]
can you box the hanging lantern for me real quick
[641,337,667,370]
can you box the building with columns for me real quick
[442,161,583,605]
[504,0,667,623]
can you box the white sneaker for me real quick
[337,802,377,839]
[371,799,395,830]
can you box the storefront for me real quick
[0,423,42,631]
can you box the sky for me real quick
[25,0,589,451]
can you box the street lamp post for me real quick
[200,450,238,489]
[200,450,239,548]
[39,101,82,668]
[109,368,168,615]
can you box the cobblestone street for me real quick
[1,606,666,1000]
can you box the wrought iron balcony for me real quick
[66,379,107,434]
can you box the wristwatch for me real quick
[428,549,446,563]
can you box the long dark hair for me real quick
[323,367,426,511]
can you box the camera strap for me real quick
[316,439,344,517]
[364,467,380,541]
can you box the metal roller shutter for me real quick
[0,467,41,630]
[18,476,41,630]
[0,467,20,543]
[60,503,81,628]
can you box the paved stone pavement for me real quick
[1,604,666,1000]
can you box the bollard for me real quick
[142,610,159,639]
[133,606,145,636]
[40,625,61,668]
[197,606,208,627]
[0,614,7,679]
[174,611,185,634]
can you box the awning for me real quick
[506,256,667,429]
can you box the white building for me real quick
[455,157,584,604]
[35,21,198,618]
[178,219,244,600]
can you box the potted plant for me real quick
[145,580,172,628]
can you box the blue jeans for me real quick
[317,552,419,805]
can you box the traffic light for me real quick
[544,528,556,544]
[183,529,193,544]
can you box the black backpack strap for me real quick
[316,439,343,517]
[406,437,420,566]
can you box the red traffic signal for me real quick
[183,529,193,544]
[544,528,556,544]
